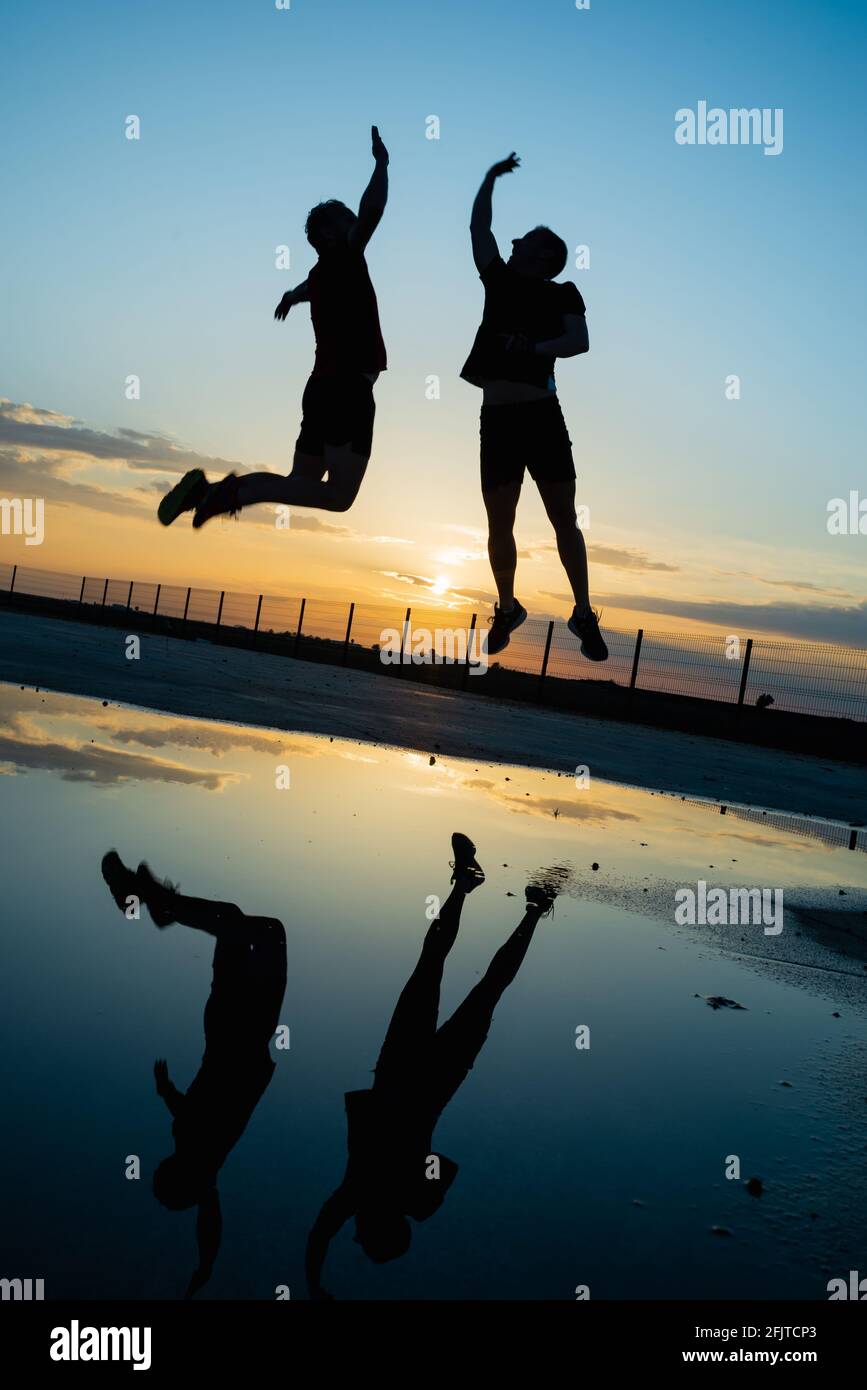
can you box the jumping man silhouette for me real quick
[462,153,608,661]
[158,126,389,530]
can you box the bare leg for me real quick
[429,904,545,1113]
[537,477,590,613]
[373,885,468,1093]
[483,480,522,609]
[236,445,369,514]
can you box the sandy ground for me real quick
[1,609,864,824]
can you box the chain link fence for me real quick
[2,561,865,723]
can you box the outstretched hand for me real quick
[274,291,294,322]
[154,1058,170,1094]
[490,151,520,179]
[371,125,389,164]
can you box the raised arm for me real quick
[350,125,389,252]
[470,152,520,273]
[305,1185,354,1300]
[184,1189,222,1300]
[154,1058,184,1117]
[274,279,310,322]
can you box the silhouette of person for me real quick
[305,833,556,1299]
[101,852,287,1299]
[462,152,608,664]
[158,125,389,530]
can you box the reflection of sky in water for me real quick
[1,684,866,1300]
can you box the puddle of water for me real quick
[1,683,865,1300]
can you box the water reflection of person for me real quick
[101,851,287,1299]
[305,833,555,1299]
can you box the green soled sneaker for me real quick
[158,469,208,527]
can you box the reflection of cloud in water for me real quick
[106,722,306,758]
[0,693,239,789]
[0,686,391,792]
[0,733,235,789]
[0,687,367,779]
[102,718,378,767]
[400,758,639,826]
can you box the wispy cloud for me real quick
[586,592,867,645]
[0,398,242,476]
[588,545,679,574]
[0,449,148,518]
[0,399,416,549]
[533,538,680,573]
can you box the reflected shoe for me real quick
[567,606,608,662]
[135,862,178,928]
[486,600,527,657]
[101,850,139,913]
[192,473,241,529]
[450,832,485,892]
[158,469,209,527]
[525,884,557,917]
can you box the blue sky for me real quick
[2,0,866,640]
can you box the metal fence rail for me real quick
[1,561,865,723]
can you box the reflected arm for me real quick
[305,1185,354,1300]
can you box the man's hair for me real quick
[305,199,355,251]
[532,225,568,278]
[355,1209,412,1263]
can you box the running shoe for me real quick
[136,862,178,928]
[525,883,557,916]
[450,832,485,892]
[158,469,208,527]
[486,600,527,657]
[192,473,241,529]
[567,606,609,662]
[100,850,139,912]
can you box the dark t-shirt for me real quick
[461,254,586,390]
[173,1050,276,1175]
[308,246,387,378]
[343,1088,458,1220]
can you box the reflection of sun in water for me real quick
[430,575,450,596]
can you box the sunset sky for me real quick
[2,0,866,645]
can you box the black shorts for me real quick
[296,373,376,459]
[479,395,575,492]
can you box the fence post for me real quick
[126,581,133,611]
[294,597,306,656]
[399,607,412,669]
[9,565,17,594]
[850,828,858,852]
[253,594,263,635]
[78,576,86,604]
[737,637,754,708]
[629,628,644,691]
[182,586,191,621]
[216,591,225,628]
[537,620,555,702]
[342,602,355,665]
[153,583,161,617]
[101,578,109,606]
[462,613,478,690]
